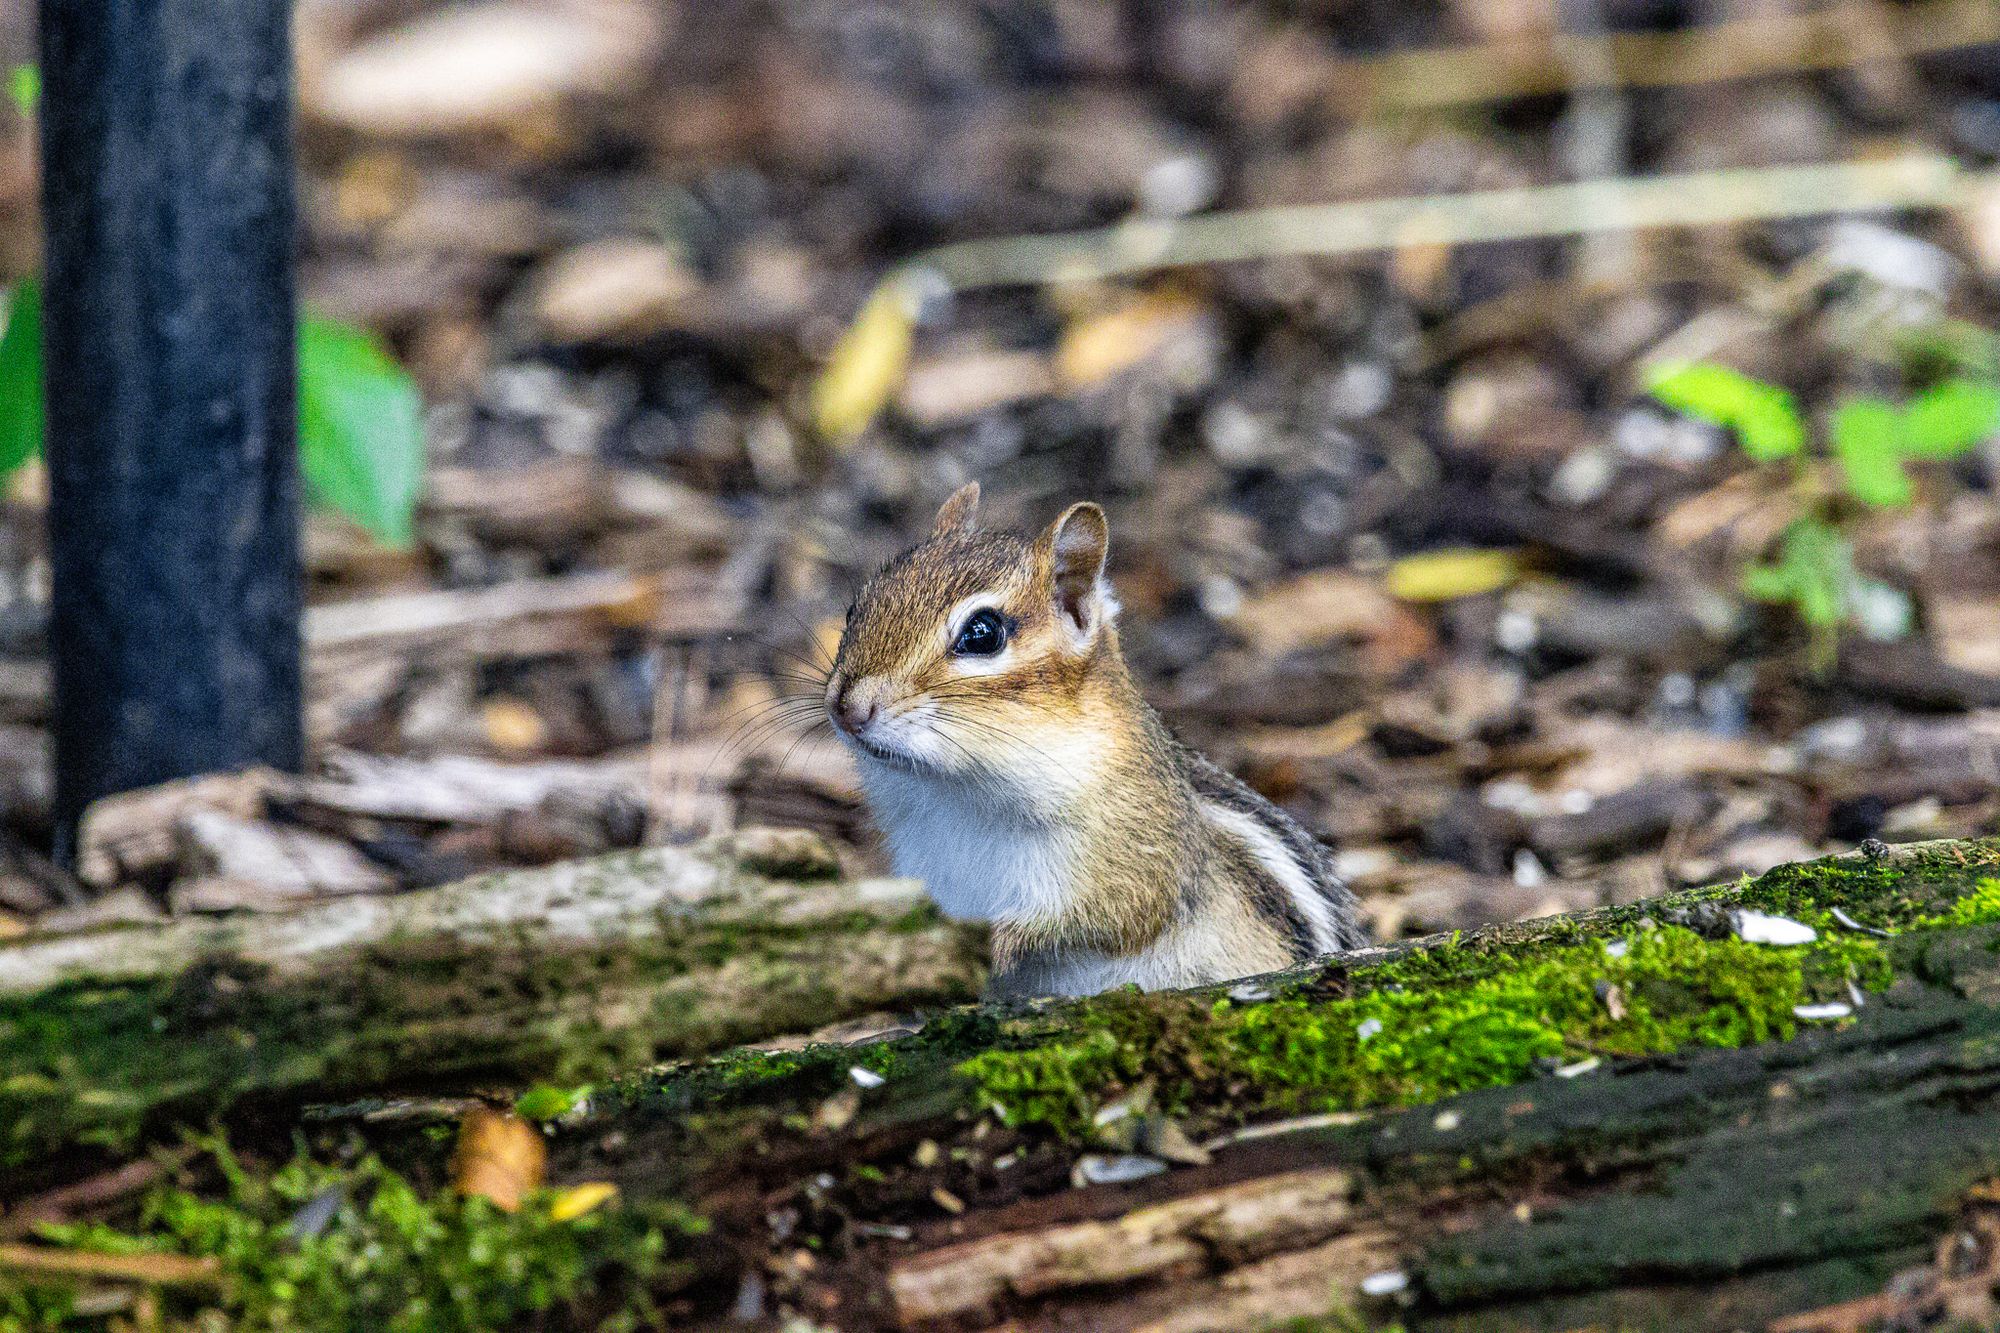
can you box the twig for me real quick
[907,156,1975,295]
[0,1242,222,1289]
[1322,0,2000,115]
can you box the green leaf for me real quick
[1743,518,1855,630]
[298,315,425,546]
[1902,378,2000,459]
[1647,362,1805,461]
[514,1083,593,1122]
[1741,562,1791,604]
[1830,398,1913,508]
[7,65,37,116]
[0,278,42,478]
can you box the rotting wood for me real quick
[887,1167,1356,1323]
[0,827,986,1173]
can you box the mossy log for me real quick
[533,837,2000,1332]
[15,838,2000,1332]
[0,828,988,1173]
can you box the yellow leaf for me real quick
[811,276,918,443]
[1384,548,1521,602]
[450,1108,547,1212]
[548,1181,619,1222]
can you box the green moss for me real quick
[602,845,2000,1150]
[959,926,1878,1137]
[1924,876,2000,928]
[951,844,2000,1139]
[1708,839,2000,928]
[1,1143,704,1333]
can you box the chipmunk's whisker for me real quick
[708,697,826,774]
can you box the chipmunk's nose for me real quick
[828,677,879,737]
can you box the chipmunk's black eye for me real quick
[952,608,1008,657]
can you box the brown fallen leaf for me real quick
[451,1107,547,1212]
[1225,570,1399,655]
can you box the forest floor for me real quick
[0,0,1995,945]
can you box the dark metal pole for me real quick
[39,0,303,850]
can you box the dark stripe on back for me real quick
[1229,843,1319,959]
[1179,741,1367,953]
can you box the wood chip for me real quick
[172,810,395,906]
[77,768,280,889]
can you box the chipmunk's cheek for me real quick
[868,697,958,768]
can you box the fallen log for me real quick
[0,826,987,1173]
[541,837,2000,1331]
[12,838,2000,1333]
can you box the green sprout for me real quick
[1648,361,1999,667]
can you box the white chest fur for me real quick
[856,762,1080,924]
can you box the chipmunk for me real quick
[825,483,1366,998]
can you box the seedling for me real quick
[1648,362,2000,667]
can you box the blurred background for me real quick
[0,0,1997,939]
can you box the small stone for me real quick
[1138,153,1219,218]
[1072,1154,1168,1187]
[1595,980,1627,1022]
[1548,444,1617,507]
[1323,361,1394,421]
[1433,1111,1461,1132]
[1360,1269,1410,1297]
[1512,849,1547,890]
[1859,837,1891,861]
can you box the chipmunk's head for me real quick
[827,483,1121,786]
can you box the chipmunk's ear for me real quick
[1040,502,1112,644]
[931,482,981,538]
